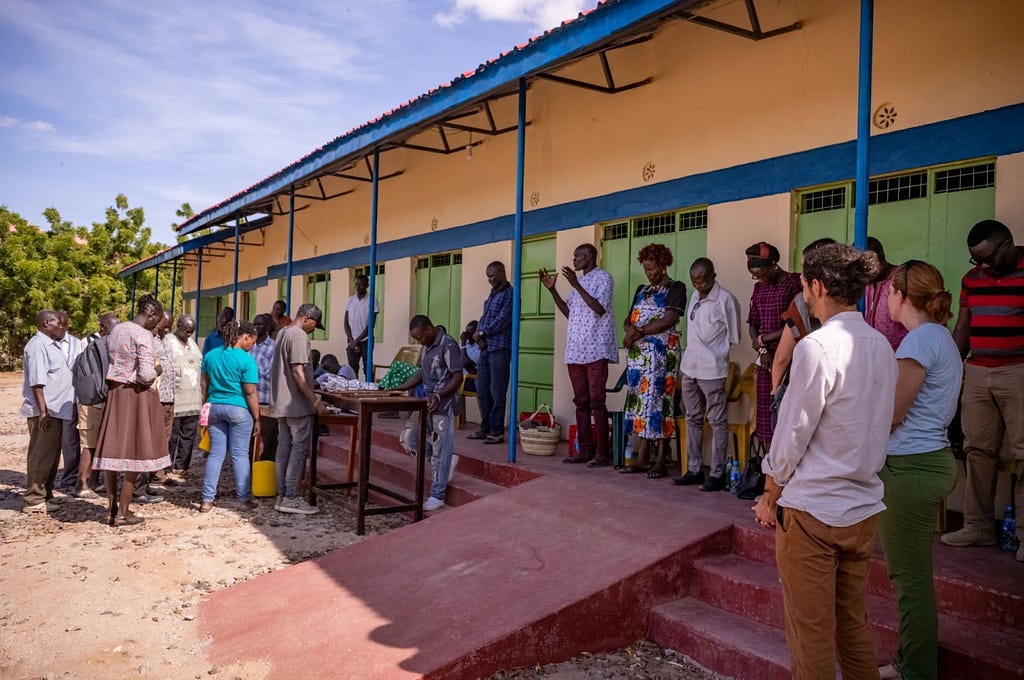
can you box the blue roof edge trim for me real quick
[177,0,690,236]
[119,217,271,278]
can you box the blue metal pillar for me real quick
[155,263,160,297]
[232,218,240,312]
[367,148,380,375]
[130,274,137,317]
[507,78,528,464]
[195,247,203,341]
[170,259,178,316]
[853,0,873,250]
[286,188,295,314]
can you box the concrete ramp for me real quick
[200,471,734,679]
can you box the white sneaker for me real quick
[423,496,445,512]
[447,454,460,484]
[22,502,47,514]
[273,495,283,511]
[277,497,319,515]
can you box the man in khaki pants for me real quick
[941,220,1024,562]
[753,244,896,679]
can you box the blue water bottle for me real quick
[729,460,741,495]
[1001,506,1019,552]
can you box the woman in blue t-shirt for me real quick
[879,261,962,680]
[200,320,261,512]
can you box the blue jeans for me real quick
[276,415,314,499]
[476,347,511,436]
[203,403,253,502]
[400,413,455,501]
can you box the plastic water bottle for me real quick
[729,460,741,495]
[1001,506,1020,552]
[573,437,580,458]
[624,439,633,468]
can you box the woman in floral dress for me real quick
[622,243,687,478]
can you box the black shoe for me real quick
[562,455,589,464]
[133,493,165,504]
[586,457,612,468]
[673,470,705,486]
[700,475,726,492]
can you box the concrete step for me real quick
[649,597,792,680]
[730,523,1024,629]
[688,552,1024,679]
[317,435,507,509]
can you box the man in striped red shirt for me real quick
[941,220,1024,562]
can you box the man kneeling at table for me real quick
[395,315,464,512]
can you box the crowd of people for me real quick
[18,218,1022,680]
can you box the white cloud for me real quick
[24,120,54,132]
[0,116,18,127]
[435,0,594,30]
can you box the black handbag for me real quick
[736,433,768,500]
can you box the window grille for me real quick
[452,253,463,265]
[934,163,995,194]
[431,253,452,267]
[679,209,708,231]
[800,187,847,214]
[603,222,628,241]
[633,212,676,237]
[868,172,927,205]
[416,258,429,270]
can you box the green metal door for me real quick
[413,252,462,338]
[601,207,708,346]
[354,264,384,342]
[518,234,555,415]
[794,160,995,324]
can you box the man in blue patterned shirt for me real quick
[470,261,514,444]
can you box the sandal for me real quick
[467,430,489,440]
[645,467,668,479]
[111,514,145,527]
[618,465,649,474]
[483,435,505,445]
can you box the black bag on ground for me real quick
[736,433,767,500]
[72,336,110,406]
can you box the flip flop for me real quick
[618,465,649,474]
[483,435,505,445]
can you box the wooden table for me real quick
[311,391,427,535]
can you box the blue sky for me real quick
[0,0,595,244]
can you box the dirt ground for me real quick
[0,372,722,680]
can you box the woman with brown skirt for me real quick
[92,294,172,526]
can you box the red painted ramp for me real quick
[199,473,734,679]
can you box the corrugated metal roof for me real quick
[176,0,694,235]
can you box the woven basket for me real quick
[518,404,562,456]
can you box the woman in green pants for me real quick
[879,261,962,680]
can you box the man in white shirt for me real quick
[540,243,618,467]
[54,310,84,492]
[674,258,741,491]
[344,274,379,380]
[753,243,896,680]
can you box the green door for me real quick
[601,207,708,347]
[354,264,384,342]
[517,234,556,415]
[794,160,996,323]
[414,252,462,338]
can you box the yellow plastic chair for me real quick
[676,362,755,473]
[457,372,477,429]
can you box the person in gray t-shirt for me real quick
[268,303,327,515]
[397,315,464,512]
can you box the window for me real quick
[868,171,927,205]
[935,162,995,194]
[304,272,330,341]
[800,187,847,214]
[603,222,628,241]
[633,211,676,237]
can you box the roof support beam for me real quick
[292,177,356,201]
[678,0,801,41]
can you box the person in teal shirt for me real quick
[200,320,260,512]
